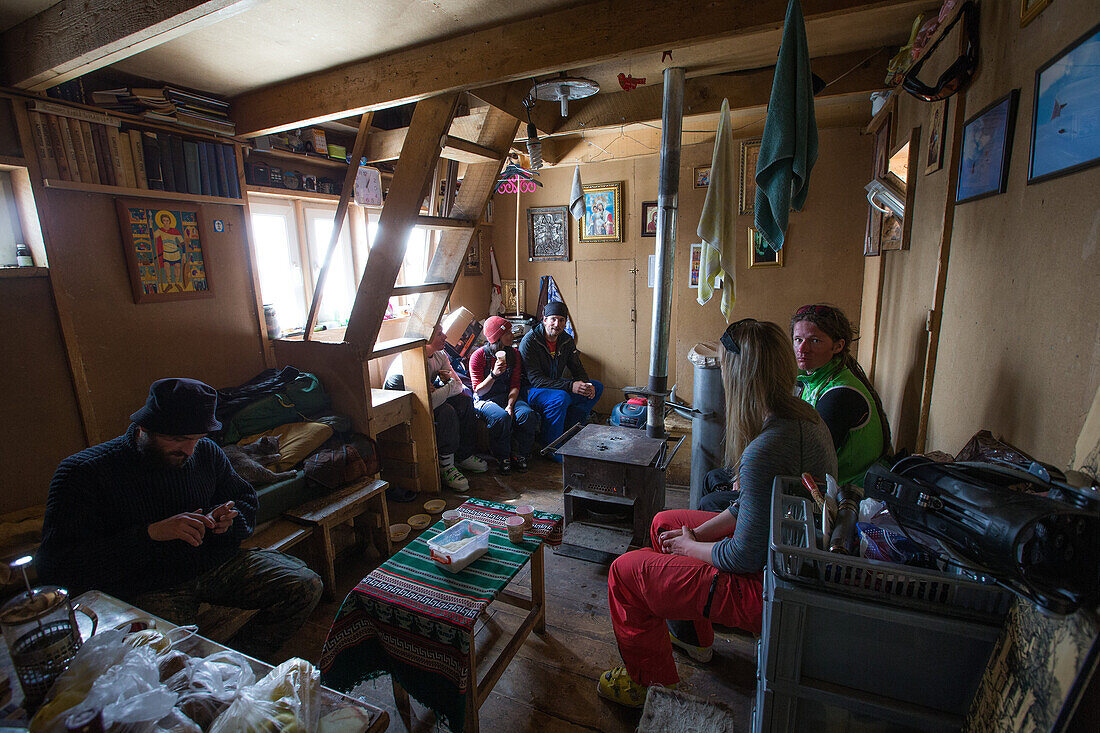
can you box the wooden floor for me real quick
[276,457,757,732]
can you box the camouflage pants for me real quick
[132,549,323,663]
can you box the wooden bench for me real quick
[285,477,392,600]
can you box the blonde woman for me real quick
[598,319,837,707]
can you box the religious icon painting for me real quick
[116,200,212,303]
[578,181,623,243]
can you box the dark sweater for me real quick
[37,424,256,599]
[519,324,589,392]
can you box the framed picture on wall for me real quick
[1028,22,1100,185]
[864,112,893,256]
[641,201,658,237]
[527,206,569,261]
[579,181,623,243]
[115,200,212,304]
[692,167,711,188]
[739,138,762,215]
[748,227,783,268]
[957,89,1020,204]
[464,229,483,275]
[1020,0,1053,27]
[502,279,525,314]
[925,98,948,175]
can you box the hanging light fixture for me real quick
[530,72,600,118]
[522,96,543,170]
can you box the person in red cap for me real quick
[468,317,539,474]
[37,378,323,663]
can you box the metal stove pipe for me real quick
[647,67,685,439]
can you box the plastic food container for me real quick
[427,520,490,573]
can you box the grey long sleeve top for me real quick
[711,416,837,574]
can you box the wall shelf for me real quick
[0,266,48,278]
[248,147,347,171]
[246,184,341,202]
[42,179,245,206]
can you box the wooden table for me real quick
[0,590,388,731]
[286,477,392,600]
[319,498,563,733]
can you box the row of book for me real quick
[89,86,235,136]
[25,102,240,199]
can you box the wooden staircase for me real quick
[271,92,518,496]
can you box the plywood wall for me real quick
[872,0,1100,464]
[0,275,86,512]
[486,126,870,410]
[40,190,269,442]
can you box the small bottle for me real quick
[15,244,34,267]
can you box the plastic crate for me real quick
[759,570,998,725]
[769,476,1012,621]
[753,679,942,733]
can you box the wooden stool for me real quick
[286,478,392,599]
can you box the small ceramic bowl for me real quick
[423,499,447,514]
[389,523,411,543]
[408,513,432,530]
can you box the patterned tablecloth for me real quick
[320,498,563,732]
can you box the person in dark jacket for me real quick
[37,378,322,662]
[519,302,603,457]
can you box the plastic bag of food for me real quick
[209,658,319,733]
[32,636,178,733]
[167,650,255,729]
[30,630,130,732]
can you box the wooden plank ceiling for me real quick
[1,0,941,163]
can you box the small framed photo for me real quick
[689,243,702,287]
[464,229,483,275]
[748,227,783,268]
[502,279,525,314]
[528,206,569,261]
[1028,22,1100,185]
[739,138,762,215]
[925,98,948,175]
[116,200,212,303]
[1020,0,1053,27]
[693,166,711,188]
[579,181,623,243]
[641,201,658,237]
[956,89,1020,204]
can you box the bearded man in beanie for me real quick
[520,302,603,459]
[37,378,322,662]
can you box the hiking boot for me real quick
[499,458,512,475]
[667,619,713,663]
[456,455,489,473]
[441,464,469,493]
[512,455,529,472]
[597,666,648,708]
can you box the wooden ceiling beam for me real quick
[471,81,562,135]
[230,0,930,137]
[555,48,888,134]
[1,0,260,91]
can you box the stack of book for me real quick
[89,86,235,136]
[27,100,241,198]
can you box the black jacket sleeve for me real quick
[520,332,575,392]
[566,343,589,383]
[206,444,256,543]
[814,386,870,451]
[37,458,158,594]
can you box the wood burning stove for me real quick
[550,424,683,559]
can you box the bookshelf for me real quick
[17,95,244,202]
[44,179,245,206]
[251,147,346,171]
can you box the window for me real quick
[249,200,307,332]
[248,196,434,335]
[0,171,24,266]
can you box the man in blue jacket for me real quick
[519,302,603,459]
[37,378,322,662]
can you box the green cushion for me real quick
[254,470,310,524]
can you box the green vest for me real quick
[796,358,884,487]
